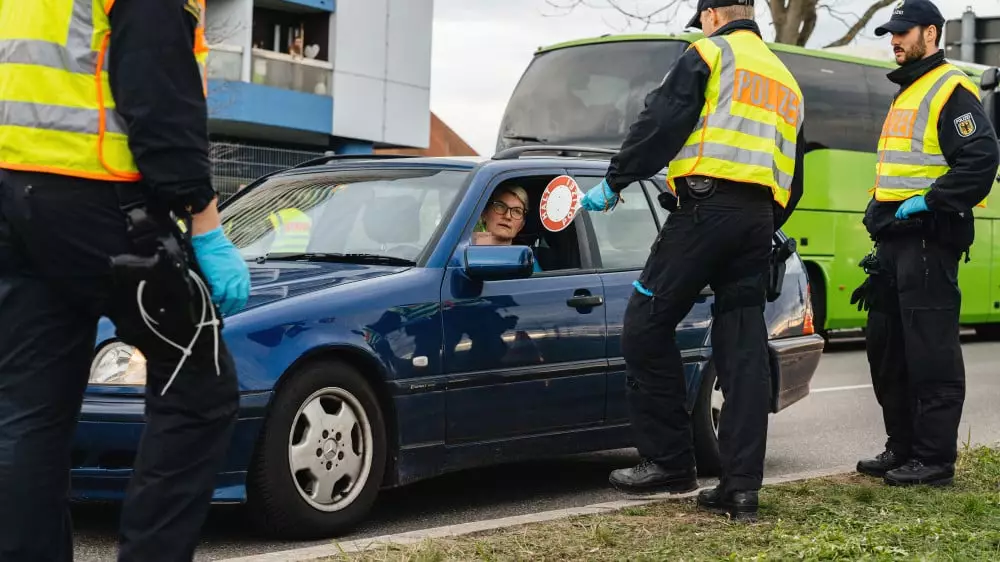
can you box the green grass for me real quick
[327,445,1000,561]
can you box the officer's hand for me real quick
[580,179,619,212]
[191,227,251,316]
[850,280,870,312]
[895,195,929,220]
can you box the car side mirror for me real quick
[463,244,534,281]
[982,68,999,92]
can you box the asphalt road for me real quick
[72,336,1000,561]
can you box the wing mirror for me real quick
[981,67,999,91]
[462,244,535,281]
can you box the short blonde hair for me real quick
[717,4,754,22]
[492,185,530,211]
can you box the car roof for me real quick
[262,149,624,181]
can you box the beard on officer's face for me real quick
[893,28,930,66]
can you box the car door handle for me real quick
[567,294,604,308]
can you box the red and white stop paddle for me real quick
[540,175,584,232]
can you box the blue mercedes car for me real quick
[76,147,824,539]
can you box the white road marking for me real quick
[812,384,873,393]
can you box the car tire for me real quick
[691,365,722,477]
[975,324,1000,341]
[246,360,387,539]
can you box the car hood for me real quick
[243,260,408,311]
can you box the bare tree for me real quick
[544,0,897,48]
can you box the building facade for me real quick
[204,0,434,197]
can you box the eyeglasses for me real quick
[488,200,525,220]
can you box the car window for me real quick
[578,178,658,270]
[221,168,467,263]
[643,180,669,225]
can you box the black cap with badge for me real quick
[874,0,944,37]
[686,0,754,30]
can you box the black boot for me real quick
[608,459,698,494]
[697,486,758,522]
[884,459,954,487]
[857,449,906,477]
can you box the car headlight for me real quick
[90,342,147,386]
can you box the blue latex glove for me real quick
[895,195,929,220]
[191,226,251,316]
[580,179,619,212]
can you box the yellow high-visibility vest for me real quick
[666,31,804,208]
[268,208,312,254]
[0,0,209,182]
[874,62,988,208]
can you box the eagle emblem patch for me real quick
[955,113,976,138]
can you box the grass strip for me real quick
[326,445,1000,561]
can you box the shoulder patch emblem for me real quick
[955,112,976,138]
[183,0,202,22]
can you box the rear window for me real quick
[496,40,687,151]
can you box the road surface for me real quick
[71,337,1000,561]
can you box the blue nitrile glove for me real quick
[895,195,929,220]
[191,226,251,316]
[580,179,619,212]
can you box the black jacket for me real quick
[603,19,806,231]
[863,51,999,252]
[108,0,217,216]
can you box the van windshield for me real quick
[496,40,687,152]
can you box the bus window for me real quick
[776,53,878,153]
[864,66,898,128]
[496,40,687,152]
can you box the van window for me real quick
[776,53,879,153]
[497,40,687,152]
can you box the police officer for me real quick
[853,0,997,487]
[0,1,250,560]
[580,0,805,521]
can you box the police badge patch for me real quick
[955,112,977,138]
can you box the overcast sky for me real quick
[428,0,1000,155]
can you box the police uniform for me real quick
[854,0,998,487]
[581,0,805,520]
[0,1,247,560]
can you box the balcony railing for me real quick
[206,44,243,82]
[251,48,332,95]
[207,45,333,96]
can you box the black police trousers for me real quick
[0,170,239,562]
[865,233,965,466]
[621,180,774,493]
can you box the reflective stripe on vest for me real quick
[0,0,208,182]
[268,209,312,253]
[666,31,804,208]
[874,63,988,208]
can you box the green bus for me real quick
[495,33,1000,339]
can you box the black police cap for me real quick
[686,0,754,30]
[874,0,945,37]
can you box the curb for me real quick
[217,463,857,562]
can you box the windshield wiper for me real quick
[502,134,549,143]
[263,252,416,266]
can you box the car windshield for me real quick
[221,167,469,264]
[496,40,687,151]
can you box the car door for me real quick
[572,173,714,425]
[441,168,608,445]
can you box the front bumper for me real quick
[70,390,273,504]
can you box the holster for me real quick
[767,235,796,302]
[109,187,200,328]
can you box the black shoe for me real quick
[884,459,954,487]
[857,449,906,477]
[697,486,758,522]
[609,459,698,495]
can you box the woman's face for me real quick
[483,191,526,243]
